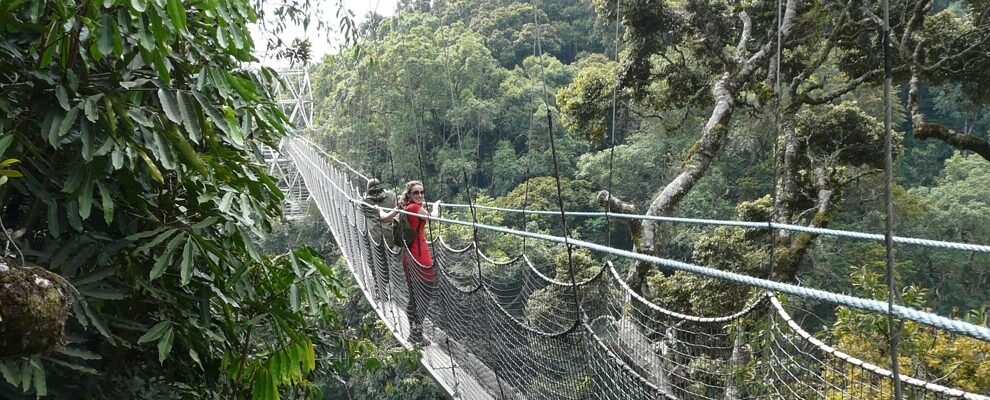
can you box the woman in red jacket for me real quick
[398,180,440,345]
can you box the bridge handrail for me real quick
[441,203,990,254]
[286,137,990,342]
[305,141,990,254]
[769,294,990,400]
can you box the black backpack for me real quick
[392,211,418,247]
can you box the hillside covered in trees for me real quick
[1,0,988,398]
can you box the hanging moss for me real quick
[0,257,70,359]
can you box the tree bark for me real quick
[623,0,799,293]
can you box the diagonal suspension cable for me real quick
[288,136,990,342]
[285,135,990,400]
[881,0,903,396]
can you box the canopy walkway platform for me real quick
[268,136,990,400]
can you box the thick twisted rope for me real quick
[441,203,990,253]
[285,137,990,342]
[313,141,990,254]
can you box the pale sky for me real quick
[251,0,399,67]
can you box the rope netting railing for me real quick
[302,133,990,255]
[283,137,989,400]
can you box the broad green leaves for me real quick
[0,0,301,397]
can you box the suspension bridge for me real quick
[273,135,989,399]
[251,61,990,398]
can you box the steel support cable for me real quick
[881,0,904,395]
[531,0,582,318]
[768,0,785,388]
[768,295,989,400]
[297,135,990,253]
[286,136,990,341]
[605,0,622,248]
[438,203,990,253]
[282,137,990,396]
[437,9,485,292]
[296,138,578,339]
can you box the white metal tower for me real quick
[263,68,314,220]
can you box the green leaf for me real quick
[31,362,46,397]
[192,91,229,134]
[166,0,186,33]
[147,7,169,49]
[56,85,70,111]
[224,108,244,146]
[282,349,293,382]
[177,91,202,142]
[62,167,86,193]
[128,108,154,127]
[152,130,176,170]
[150,234,184,280]
[164,124,208,176]
[137,321,170,344]
[81,120,94,160]
[157,326,174,363]
[218,191,234,213]
[42,358,99,375]
[0,361,19,386]
[54,106,79,144]
[158,88,182,124]
[82,302,114,343]
[78,177,94,220]
[0,135,14,158]
[136,17,155,50]
[268,353,282,383]
[46,201,59,237]
[46,110,64,146]
[289,284,299,311]
[111,145,124,169]
[303,340,316,371]
[189,348,203,369]
[54,347,101,360]
[131,0,146,13]
[97,15,114,56]
[73,267,117,286]
[111,18,124,55]
[305,280,319,314]
[180,237,194,286]
[152,52,174,85]
[96,180,114,223]
[40,42,56,68]
[19,359,30,391]
[78,288,127,300]
[139,149,164,184]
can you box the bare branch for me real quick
[915,123,990,161]
[596,190,639,214]
[736,10,752,63]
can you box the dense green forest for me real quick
[1,0,989,398]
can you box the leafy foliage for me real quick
[0,0,365,398]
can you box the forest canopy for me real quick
[1,0,989,398]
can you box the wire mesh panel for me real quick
[282,136,990,400]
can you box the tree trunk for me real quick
[629,74,736,291]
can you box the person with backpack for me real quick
[360,178,398,300]
[397,180,440,345]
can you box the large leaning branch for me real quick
[622,0,800,293]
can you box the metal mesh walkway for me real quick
[284,136,989,400]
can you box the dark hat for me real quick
[367,178,384,192]
[365,179,386,200]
